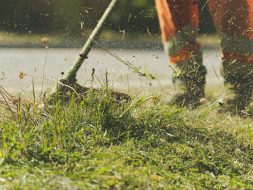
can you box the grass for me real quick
[0,88,252,189]
[0,31,219,48]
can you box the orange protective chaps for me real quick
[155,0,253,67]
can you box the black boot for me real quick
[219,61,253,115]
[170,54,207,108]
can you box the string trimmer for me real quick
[49,0,131,103]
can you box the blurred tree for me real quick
[48,0,84,35]
[0,0,215,35]
[0,0,50,33]
[109,0,159,33]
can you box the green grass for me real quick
[0,89,252,189]
[0,31,219,48]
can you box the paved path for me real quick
[0,47,224,96]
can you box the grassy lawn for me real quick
[0,89,252,189]
[0,31,219,48]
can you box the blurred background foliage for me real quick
[0,0,215,36]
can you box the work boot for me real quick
[219,61,253,115]
[170,52,207,108]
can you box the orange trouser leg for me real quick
[155,0,201,65]
[209,0,253,68]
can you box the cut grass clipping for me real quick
[0,87,253,189]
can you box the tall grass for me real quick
[0,87,252,189]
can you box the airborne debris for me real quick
[41,37,49,45]
[19,72,26,79]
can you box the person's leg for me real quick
[155,0,207,107]
[209,0,253,113]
